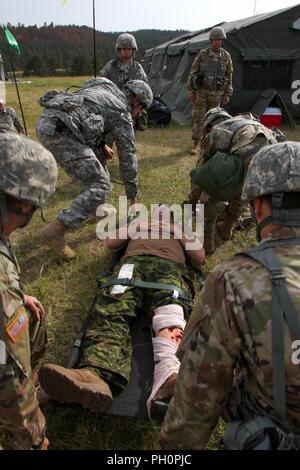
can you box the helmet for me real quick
[0,133,58,207]
[203,107,231,132]
[209,27,226,40]
[124,80,153,108]
[116,33,137,50]
[242,141,300,202]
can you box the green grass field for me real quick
[2,77,300,449]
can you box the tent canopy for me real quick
[144,5,300,125]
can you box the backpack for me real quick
[190,151,245,201]
[147,97,171,128]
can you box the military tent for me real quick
[143,5,300,124]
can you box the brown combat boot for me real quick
[38,219,76,260]
[38,364,112,413]
[190,140,200,155]
[203,231,215,255]
[154,373,177,402]
[216,218,236,241]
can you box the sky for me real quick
[1,0,299,32]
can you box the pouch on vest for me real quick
[190,151,245,201]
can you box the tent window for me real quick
[243,61,292,90]
[291,17,300,30]
[180,53,196,83]
[163,55,182,80]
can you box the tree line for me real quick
[0,24,189,76]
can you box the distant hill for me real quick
[0,24,189,76]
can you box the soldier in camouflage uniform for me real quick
[99,33,150,135]
[38,204,205,415]
[36,77,153,260]
[188,27,233,155]
[0,99,24,134]
[190,108,279,254]
[160,141,300,449]
[0,133,57,450]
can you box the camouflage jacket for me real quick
[99,58,148,91]
[0,107,24,134]
[38,78,138,199]
[160,226,300,449]
[0,235,46,449]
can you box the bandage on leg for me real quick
[147,304,186,417]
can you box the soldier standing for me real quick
[0,99,24,134]
[36,77,153,260]
[187,27,233,155]
[0,133,57,450]
[160,141,300,449]
[99,33,150,133]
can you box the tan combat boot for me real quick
[38,364,113,413]
[190,140,200,155]
[203,231,215,255]
[216,217,236,241]
[38,219,76,260]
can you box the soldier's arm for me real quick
[224,53,233,97]
[110,115,138,202]
[98,60,113,79]
[13,116,25,134]
[187,51,204,90]
[160,268,241,449]
[0,259,46,450]
[135,63,149,84]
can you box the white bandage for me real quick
[147,337,180,416]
[152,304,186,334]
[110,263,134,295]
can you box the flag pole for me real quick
[93,0,97,77]
[6,44,28,135]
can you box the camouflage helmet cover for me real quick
[209,26,226,40]
[116,33,138,50]
[242,141,300,202]
[125,79,153,108]
[0,133,58,207]
[203,107,231,132]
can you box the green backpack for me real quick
[190,151,245,201]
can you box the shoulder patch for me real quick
[6,307,29,343]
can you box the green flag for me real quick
[3,26,20,54]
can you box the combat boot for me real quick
[154,373,177,402]
[190,140,200,155]
[38,219,76,260]
[203,231,215,255]
[216,217,236,241]
[38,364,113,413]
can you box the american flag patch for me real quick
[6,307,29,343]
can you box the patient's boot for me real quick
[38,364,112,413]
[38,219,76,260]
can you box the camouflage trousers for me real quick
[192,90,222,142]
[78,255,193,395]
[0,314,47,449]
[202,191,245,234]
[37,129,112,229]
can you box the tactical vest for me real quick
[201,48,228,92]
[223,237,300,450]
[210,118,277,155]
